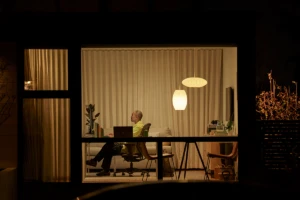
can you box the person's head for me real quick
[131,110,143,123]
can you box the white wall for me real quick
[222,47,238,135]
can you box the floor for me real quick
[83,169,223,183]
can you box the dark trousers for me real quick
[94,142,123,170]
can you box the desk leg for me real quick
[184,142,190,179]
[156,141,163,180]
[178,142,189,179]
[194,142,209,180]
[87,143,90,174]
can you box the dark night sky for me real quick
[255,13,300,93]
[1,1,300,93]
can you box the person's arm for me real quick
[102,133,113,138]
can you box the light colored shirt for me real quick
[120,120,144,154]
[132,120,144,137]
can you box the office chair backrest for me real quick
[136,123,152,159]
[138,123,151,137]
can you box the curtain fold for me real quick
[24,49,68,90]
[23,49,70,182]
[82,48,223,168]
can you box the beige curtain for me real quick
[24,49,68,90]
[23,49,70,182]
[81,48,223,168]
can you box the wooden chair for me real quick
[113,123,151,177]
[205,142,238,180]
[137,140,177,181]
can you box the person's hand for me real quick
[107,133,114,138]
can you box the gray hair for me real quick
[134,110,143,120]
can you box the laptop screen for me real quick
[113,126,133,138]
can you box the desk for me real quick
[81,136,238,180]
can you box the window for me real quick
[81,46,238,182]
[22,49,70,182]
[24,49,68,91]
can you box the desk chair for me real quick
[113,123,151,177]
[137,141,177,181]
[205,142,238,180]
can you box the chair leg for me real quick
[142,160,150,181]
[142,160,152,181]
[146,160,150,177]
[141,159,149,176]
[127,162,134,177]
[146,160,153,181]
[205,157,211,180]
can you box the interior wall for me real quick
[222,47,238,135]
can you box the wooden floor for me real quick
[83,170,223,183]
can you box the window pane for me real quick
[24,49,68,90]
[81,47,239,183]
[23,98,70,182]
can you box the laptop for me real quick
[113,126,133,138]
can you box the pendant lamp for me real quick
[182,76,207,88]
[172,89,187,110]
[182,48,207,88]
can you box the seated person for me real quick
[86,110,144,176]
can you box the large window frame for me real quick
[80,45,239,182]
[17,13,256,191]
[17,44,82,193]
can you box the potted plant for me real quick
[256,70,300,182]
[85,104,100,135]
[256,70,299,120]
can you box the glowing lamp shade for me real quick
[182,77,207,88]
[172,90,187,110]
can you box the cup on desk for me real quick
[96,127,104,137]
